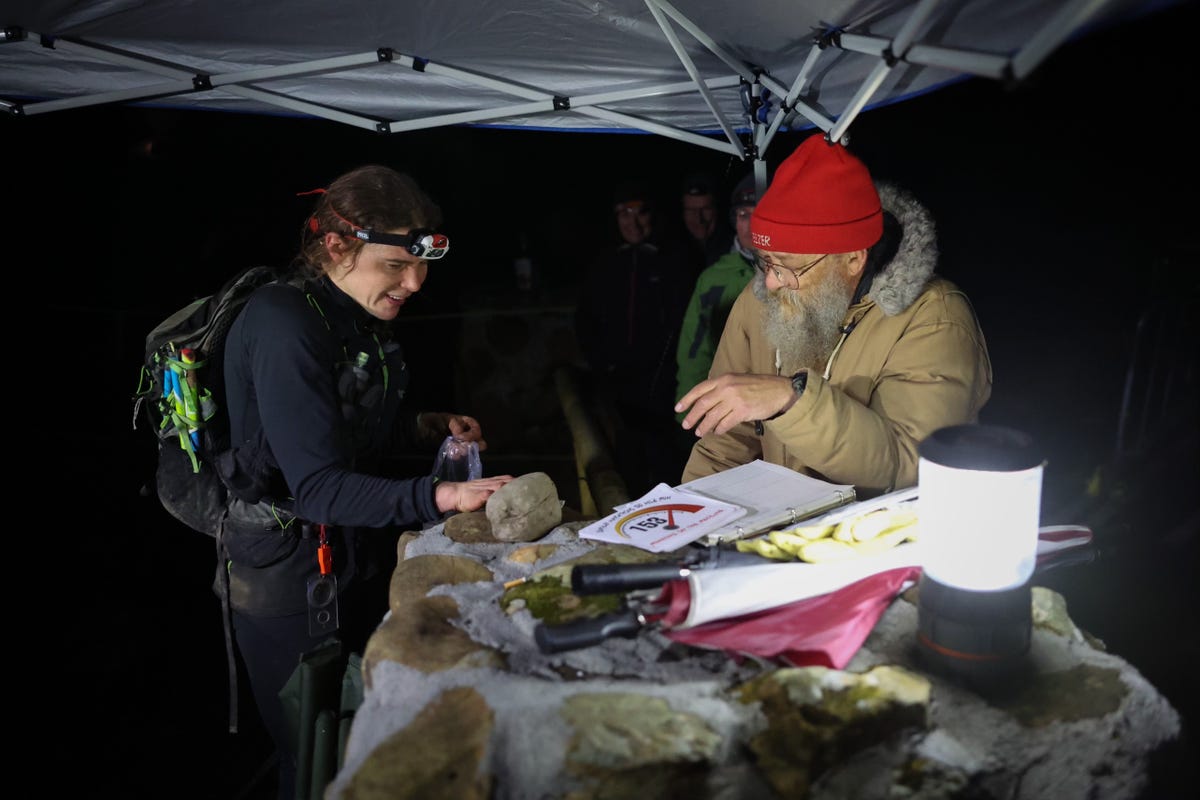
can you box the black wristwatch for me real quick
[762,370,808,427]
[790,369,808,397]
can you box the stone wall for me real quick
[326,518,1182,800]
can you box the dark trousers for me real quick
[233,611,319,800]
[232,573,389,799]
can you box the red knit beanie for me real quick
[750,134,882,254]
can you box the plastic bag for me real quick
[431,435,482,482]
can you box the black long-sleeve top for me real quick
[225,274,439,526]
[221,274,439,615]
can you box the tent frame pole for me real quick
[3,0,1128,159]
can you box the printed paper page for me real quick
[579,483,748,553]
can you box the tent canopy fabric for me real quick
[0,0,1168,163]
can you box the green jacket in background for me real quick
[674,249,755,420]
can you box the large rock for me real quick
[337,686,494,800]
[442,510,495,543]
[485,471,562,541]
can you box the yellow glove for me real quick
[834,508,918,542]
[736,506,919,564]
[735,538,793,560]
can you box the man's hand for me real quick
[435,475,514,513]
[675,373,796,437]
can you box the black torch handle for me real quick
[534,611,644,653]
[571,563,689,595]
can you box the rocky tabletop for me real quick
[326,491,1182,800]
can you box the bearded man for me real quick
[675,134,993,497]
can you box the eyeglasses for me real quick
[351,227,450,259]
[754,253,829,288]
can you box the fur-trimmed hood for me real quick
[864,182,937,316]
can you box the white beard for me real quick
[752,268,854,376]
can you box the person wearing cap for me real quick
[676,135,992,496]
[681,171,735,270]
[575,181,696,496]
[674,171,762,428]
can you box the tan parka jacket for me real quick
[681,183,993,496]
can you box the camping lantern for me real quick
[915,424,1044,687]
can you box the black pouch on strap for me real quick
[222,497,301,568]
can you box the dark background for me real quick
[9,2,1197,797]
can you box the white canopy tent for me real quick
[0,0,1170,184]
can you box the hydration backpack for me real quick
[133,265,288,535]
[132,264,330,735]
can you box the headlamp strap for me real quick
[296,187,448,258]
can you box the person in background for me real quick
[680,171,735,271]
[674,170,763,427]
[676,134,992,497]
[220,164,513,799]
[575,181,695,497]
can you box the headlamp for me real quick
[351,227,450,259]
